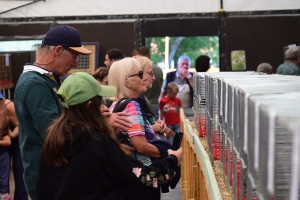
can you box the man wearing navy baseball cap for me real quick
[14,25,132,200]
[42,25,92,55]
[13,25,92,200]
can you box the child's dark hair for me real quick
[195,55,210,72]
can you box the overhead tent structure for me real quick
[0,0,299,17]
[0,0,35,15]
[0,0,300,83]
[0,0,220,17]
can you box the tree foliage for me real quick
[146,36,219,69]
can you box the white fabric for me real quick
[177,83,191,108]
[23,64,52,76]
[0,1,32,13]
[224,0,300,12]
[1,0,299,19]
[0,0,219,18]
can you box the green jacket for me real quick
[14,64,62,200]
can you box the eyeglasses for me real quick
[146,71,154,77]
[66,48,79,62]
[128,70,144,79]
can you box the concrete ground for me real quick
[161,181,183,200]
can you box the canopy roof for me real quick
[1,0,299,19]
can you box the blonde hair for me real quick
[108,57,141,99]
[132,55,152,71]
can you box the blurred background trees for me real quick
[145,36,219,69]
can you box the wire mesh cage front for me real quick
[193,71,300,200]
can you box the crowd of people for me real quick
[1,24,185,200]
[256,46,300,75]
[275,47,300,75]
[3,23,299,200]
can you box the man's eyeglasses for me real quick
[128,70,144,79]
[66,48,79,62]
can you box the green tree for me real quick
[146,36,219,69]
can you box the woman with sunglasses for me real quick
[108,58,166,200]
[133,55,175,140]
[35,72,183,200]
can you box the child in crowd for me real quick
[0,130,11,200]
[159,82,182,145]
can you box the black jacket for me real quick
[36,128,178,200]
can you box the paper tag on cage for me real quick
[288,44,296,48]
[5,54,10,67]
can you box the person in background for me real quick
[159,82,182,145]
[93,67,109,85]
[137,46,163,120]
[276,47,300,75]
[93,67,113,106]
[0,92,10,200]
[131,49,139,56]
[159,55,193,108]
[195,55,210,72]
[0,130,10,200]
[104,48,124,68]
[257,63,273,74]
[36,72,183,200]
[0,92,6,137]
[5,98,28,200]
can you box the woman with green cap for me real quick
[35,72,183,200]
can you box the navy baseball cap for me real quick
[42,25,92,55]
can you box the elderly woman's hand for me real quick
[151,120,167,133]
[101,105,131,131]
[165,127,175,139]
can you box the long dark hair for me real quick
[43,96,131,167]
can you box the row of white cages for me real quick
[193,71,300,200]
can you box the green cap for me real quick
[57,72,116,108]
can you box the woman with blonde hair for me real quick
[108,58,159,157]
[36,72,183,200]
[132,55,175,140]
[109,58,168,199]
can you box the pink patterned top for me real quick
[110,100,155,142]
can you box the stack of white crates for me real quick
[193,71,300,200]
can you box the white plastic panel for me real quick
[223,0,300,12]
[0,0,220,18]
[1,1,33,13]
